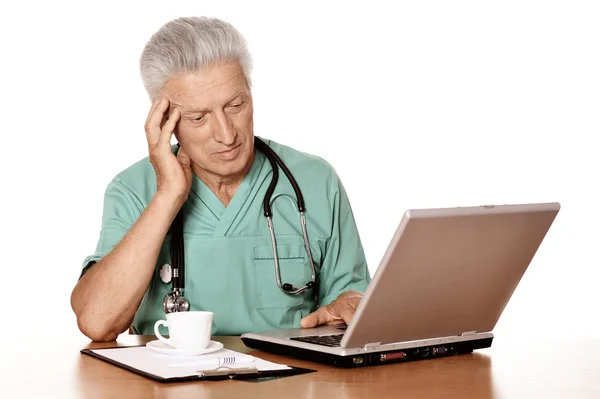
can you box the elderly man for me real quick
[71,16,371,342]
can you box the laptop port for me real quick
[433,347,448,355]
[353,356,364,365]
[380,352,407,362]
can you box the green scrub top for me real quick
[81,137,371,336]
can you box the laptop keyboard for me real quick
[289,334,344,347]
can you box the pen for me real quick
[168,355,255,368]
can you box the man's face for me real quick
[164,61,254,180]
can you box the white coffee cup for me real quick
[154,311,214,351]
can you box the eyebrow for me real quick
[181,91,246,115]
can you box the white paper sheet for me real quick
[91,347,290,379]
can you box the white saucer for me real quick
[146,340,224,356]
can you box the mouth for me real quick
[214,143,242,159]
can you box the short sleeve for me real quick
[80,178,144,278]
[317,171,371,307]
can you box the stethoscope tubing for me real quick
[164,137,316,313]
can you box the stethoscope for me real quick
[162,137,317,313]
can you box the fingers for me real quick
[337,303,356,325]
[300,297,361,328]
[300,307,333,328]
[145,96,163,121]
[158,107,180,147]
[144,98,170,148]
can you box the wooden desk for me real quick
[2,334,599,398]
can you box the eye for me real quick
[194,116,203,121]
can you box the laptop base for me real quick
[241,337,493,368]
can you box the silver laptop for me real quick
[241,202,560,367]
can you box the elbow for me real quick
[72,294,121,342]
[71,282,121,342]
[76,313,120,342]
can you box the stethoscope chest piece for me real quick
[161,263,190,313]
[163,289,190,313]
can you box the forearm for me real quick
[71,193,184,341]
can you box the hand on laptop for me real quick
[300,290,364,328]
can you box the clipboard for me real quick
[81,346,315,383]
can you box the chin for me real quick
[217,151,253,175]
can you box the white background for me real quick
[0,1,598,345]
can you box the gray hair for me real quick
[139,16,253,101]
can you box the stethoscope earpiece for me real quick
[282,283,293,292]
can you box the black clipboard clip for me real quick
[198,365,259,379]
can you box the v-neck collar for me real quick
[189,148,267,236]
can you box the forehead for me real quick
[164,62,249,109]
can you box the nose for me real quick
[212,110,237,145]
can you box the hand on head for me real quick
[144,98,192,203]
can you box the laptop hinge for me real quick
[461,330,477,336]
[364,342,381,349]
